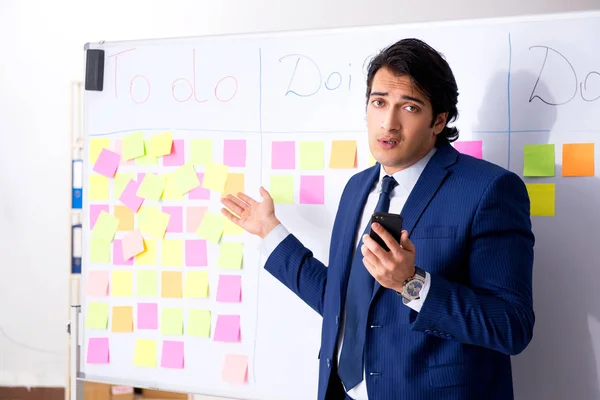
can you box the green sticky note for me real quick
[172,163,200,195]
[523,144,555,177]
[526,183,555,216]
[162,173,185,200]
[190,139,213,166]
[184,271,209,298]
[203,163,229,193]
[134,339,157,367]
[137,139,158,165]
[86,302,109,329]
[139,208,170,239]
[123,132,145,160]
[137,270,158,296]
[162,240,183,267]
[217,242,243,270]
[300,141,324,170]
[114,173,135,200]
[137,174,165,201]
[150,131,173,157]
[196,212,225,243]
[112,270,133,297]
[91,211,119,242]
[161,308,183,335]
[187,309,211,337]
[270,176,294,204]
[90,237,110,263]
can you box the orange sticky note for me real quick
[162,271,183,298]
[224,173,245,197]
[114,206,134,231]
[111,306,133,332]
[329,140,357,168]
[562,143,594,177]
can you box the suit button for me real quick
[425,329,431,334]
[326,358,331,368]
[433,330,439,336]
[446,334,453,339]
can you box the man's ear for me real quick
[433,112,448,135]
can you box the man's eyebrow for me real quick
[369,91,426,106]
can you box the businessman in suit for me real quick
[221,38,535,400]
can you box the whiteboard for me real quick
[80,10,600,400]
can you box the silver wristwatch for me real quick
[398,266,426,304]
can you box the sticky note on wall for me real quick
[329,140,357,168]
[300,142,324,170]
[86,271,109,297]
[87,338,109,364]
[188,309,211,337]
[86,302,109,329]
[137,270,158,297]
[272,141,295,170]
[524,144,555,177]
[122,131,145,160]
[112,306,133,332]
[300,176,325,204]
[134,339,157,367]
[223,140,247,167]
[112,271,133,297]
[161,308,183,335]
[161,271,183,298]
[150,131,173,157]
[222,354,248,384]
[217,242,243,270]
[270,176,294,204]
[526,183,555,216]
[137,303,158,330]
[184,271,209,298]
[214,315,241,342]
[190,139,213,166]
[563,143,595,176]
[161,341,184,369]
[453,140,483,159]
[89,138,110,164]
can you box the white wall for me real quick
[1,0,599,395]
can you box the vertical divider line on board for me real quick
[507,33,513,170]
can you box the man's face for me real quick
[367,67,447,174]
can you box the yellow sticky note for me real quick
[300,141,324,170]
[112,271,133,297]
[162,240,183,267]
[86,302,109,329]
[172,163,200,195]
[162,271,183,298]
[203,163,229,193]
[217,242,243,269]
[90,237,110,263]
[188,309,211,337]
[190,139,213,166]
[137,173,165,201]
[224,217,244,236]
[161,308,183,335]
[184,271,209,298]
[369,152,377,167]
[526,183,555,217]
[91,211,119,242]
[135,239,157,266]
[114,206,134,231]
[123,132,145,160]
[563,143,595,176]
[137,270,158,296]
[139,208,170,239]
[137,206,157,229]
[329,140,357,168]
[89,174,109,201]
[270,176,294,204]
[150,131,173,157]
[112,306,133,332]
[114,173,135,200]
[137,139,158,165]
[162,173,185,200]
[196,212,225,244]
[224,173,245,198]
[134,339,157,367]
[89,138,110,164]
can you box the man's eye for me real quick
[405,105,419,113]
[373,100,384,107]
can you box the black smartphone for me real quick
[369,212,403,252]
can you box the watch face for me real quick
[406,280,423,298]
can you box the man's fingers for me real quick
[238,192,259,206]
[221,196,246,216]
[259,186,273,201]
[399,230,415,253]
[362,233,388,260]
[221,208,241,225]
[371,223,402,252]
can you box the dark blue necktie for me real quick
[338,175,398,390]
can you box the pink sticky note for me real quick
[163,140,185,167]
[87,337,109,364]
[119,179,144,212]
[137,303,158,330]
[272,141,295,169]
[188,173,210,200]
[115,139,135,166]
[86,271,109,296]
[454,140,482,159]
[186,207,207,233]
[122,230,145,260]
[216,275,242,302]
[113,240,134,266]
[161,341,184,369]
[214,315,241,342]
[162,206,183,233]
[186,240,208,266]
[222,354,248,384]
[300,176,325,204]
[93,148,121,178]
[90,205,110,229]
[224,140,246,167]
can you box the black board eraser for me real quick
[85,49,105,91]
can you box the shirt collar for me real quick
[376,146,437,194]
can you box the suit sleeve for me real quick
[411,171,535,356]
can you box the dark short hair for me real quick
[365,38,459,145]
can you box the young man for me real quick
[221,38,535,400]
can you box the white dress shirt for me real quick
[260,147,436,400]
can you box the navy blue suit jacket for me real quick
[264,142,535,400]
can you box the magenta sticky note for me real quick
[188,173,210,200]
[137,303,158,330]
[113,240,134,266]
[214,315,241,342]
[224,140,246,167]
[454,140,483,159]
[300,176,325,204]
[216,275,242,303]
[163,140,185,167]
[115,139,135,166]
[161,341,184,369]
[87,337,109,364]
[163,206,183,233]
[119,179,144,212]
[272,141,295,169]
[90,205,110,229]
[93,148,121,178]
[185,240,208,266]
